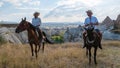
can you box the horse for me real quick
[15,17,53,58]
[84,26,101,65]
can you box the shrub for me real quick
[0,35,6,45]
[51,35,64,43]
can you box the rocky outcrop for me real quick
[0,27,22,44]
[64,25,84,42]
[101,16,114,29]
[98,15,120,40]
[114,14,120,29]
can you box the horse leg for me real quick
[86,47,88,57]
[35,45,38,58]
[30,43,34,56]
[88,48,91,65]
[42,42,45,52]
[38,43,41,52]
[94,47,98,65]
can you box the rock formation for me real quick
[0,27,22,44]
[64,25,84,42]
[114,14,120,29]
[101,16,114,29]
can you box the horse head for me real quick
[15,17,29,33]
[85,25,94,35]
[84,25,95,43]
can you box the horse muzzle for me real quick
[15,29,20,33]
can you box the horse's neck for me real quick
[27,23,35,33]
[87,32,94,41]
[27,25,36,38]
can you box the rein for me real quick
[86,36,96,44]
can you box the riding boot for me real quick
[83,39,86,48]
[83,35,86,48]
[37,29,44,40]
[98,33,102,49]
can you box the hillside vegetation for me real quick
[0,41,120,68]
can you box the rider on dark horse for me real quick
[83,10,102,49]
[32,12,44,39]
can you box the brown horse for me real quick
[84,26,101,65]
[15,17,53,58]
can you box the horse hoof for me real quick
[89,63,91,65]
[95,63,97,65]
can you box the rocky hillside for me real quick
[101,14,120,30]
[101,16,114,29]
[0,27,22,44]
[114,14,120,29]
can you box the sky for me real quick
[0,0,120,23]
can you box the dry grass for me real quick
[0,41,120,68]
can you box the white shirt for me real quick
[84,16,98,29]
[32,18,41,27]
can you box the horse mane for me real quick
[27,22,36,31]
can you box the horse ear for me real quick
[91,27,94,31]
[22,18,23,21]
[24,17,26,21]
[84,28,87,31]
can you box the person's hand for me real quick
[90,23,93,25]
[37,25,40,26]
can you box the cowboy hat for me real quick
[86,10,93,14]
[33,12,40,16]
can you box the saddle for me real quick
[93,31,101,40]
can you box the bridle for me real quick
[86,25,96,44]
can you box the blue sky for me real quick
[0,0,120,23]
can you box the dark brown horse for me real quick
[84,26,101,65]
[15,17,53,58]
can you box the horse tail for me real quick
[45,37,54,44]
[42,31,46,37]
[42,31,54,44]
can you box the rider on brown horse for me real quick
[32,12,44,39]
[83,10,102,49]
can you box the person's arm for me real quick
[84,18,90,27]
[93,17,99,25]
[32,18,35,25]
[36,18,41,27]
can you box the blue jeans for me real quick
[94,29,100,33]
[34,26,40,31]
